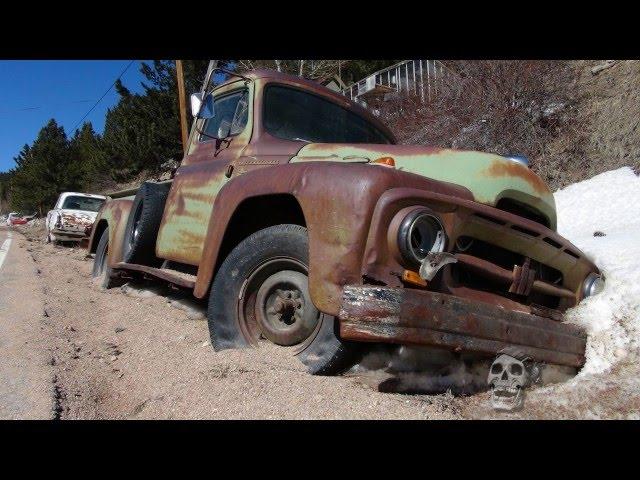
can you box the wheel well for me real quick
[90,219,108,254]
[215,194,306,277]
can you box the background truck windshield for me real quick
[61,196,104,212]
[264,85,393,144]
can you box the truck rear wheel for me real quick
[207,224,361,375]
[92,227,124,289]
[122,182,170,267]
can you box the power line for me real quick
[0,100,92,116]
[68,60,135,134]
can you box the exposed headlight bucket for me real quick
[583,273,605,298]
[398,209,446,266]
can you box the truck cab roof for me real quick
[213,69,397,144]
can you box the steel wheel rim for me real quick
[237,257,323,353]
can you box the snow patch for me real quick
[554,166,640,375]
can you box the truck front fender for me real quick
[194,162,471,316]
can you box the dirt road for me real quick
[0,227,53,419]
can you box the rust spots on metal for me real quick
[192,161,474,316]
[455,253,575,302]
[509,257,535,296]
[174,194,186,217]
[114,262,196,289]
[86,198,133,267]
[338,286,586,367]
[485,160,550,194]
[60,212,94,229]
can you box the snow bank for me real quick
[555,167,640,375]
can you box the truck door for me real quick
[155,84,251,266]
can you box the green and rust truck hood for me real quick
[290,143,557,230]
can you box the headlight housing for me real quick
[582,272,605,298]
[397,208,446,267]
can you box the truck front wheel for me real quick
[207,224,361,375]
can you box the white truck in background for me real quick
[46,192,106,244]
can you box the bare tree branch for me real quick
[236,59,350,83]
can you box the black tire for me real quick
[207,224,361,375]
[91,227,124,289]
[122,181,170,266]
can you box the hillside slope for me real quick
[542,60,640,189]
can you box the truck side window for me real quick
[201,90,248,141]
[264,85,392,144]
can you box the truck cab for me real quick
[88,68,601,376]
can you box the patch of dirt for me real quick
[19,233,464,420]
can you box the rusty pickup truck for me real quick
[87,68,603,375]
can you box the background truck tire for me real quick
[92,227,124,289]
[122,181,170,267]
[207,224,361,375]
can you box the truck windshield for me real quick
[264,85,393,144]
[61,196,104,212]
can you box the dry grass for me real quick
[379,60,640,191]
[542,60,640,188]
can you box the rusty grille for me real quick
[451,237,564,309]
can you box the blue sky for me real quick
[0,60,149,173]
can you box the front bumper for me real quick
[338,286,586,367]
[51,229,87,239]
[50,229,91,248]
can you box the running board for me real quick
[114,262,196,289]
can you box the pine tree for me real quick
[102,60,214,180]
[10,119,79,215]
[0,171,12,214]
[68,122,108,190]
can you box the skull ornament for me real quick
[487,354,530,411]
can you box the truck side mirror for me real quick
[190,92,215,119]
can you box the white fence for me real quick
[341,60,452,105]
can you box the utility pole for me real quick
[175,60,189,155]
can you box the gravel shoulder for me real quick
[13,227,464,420]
